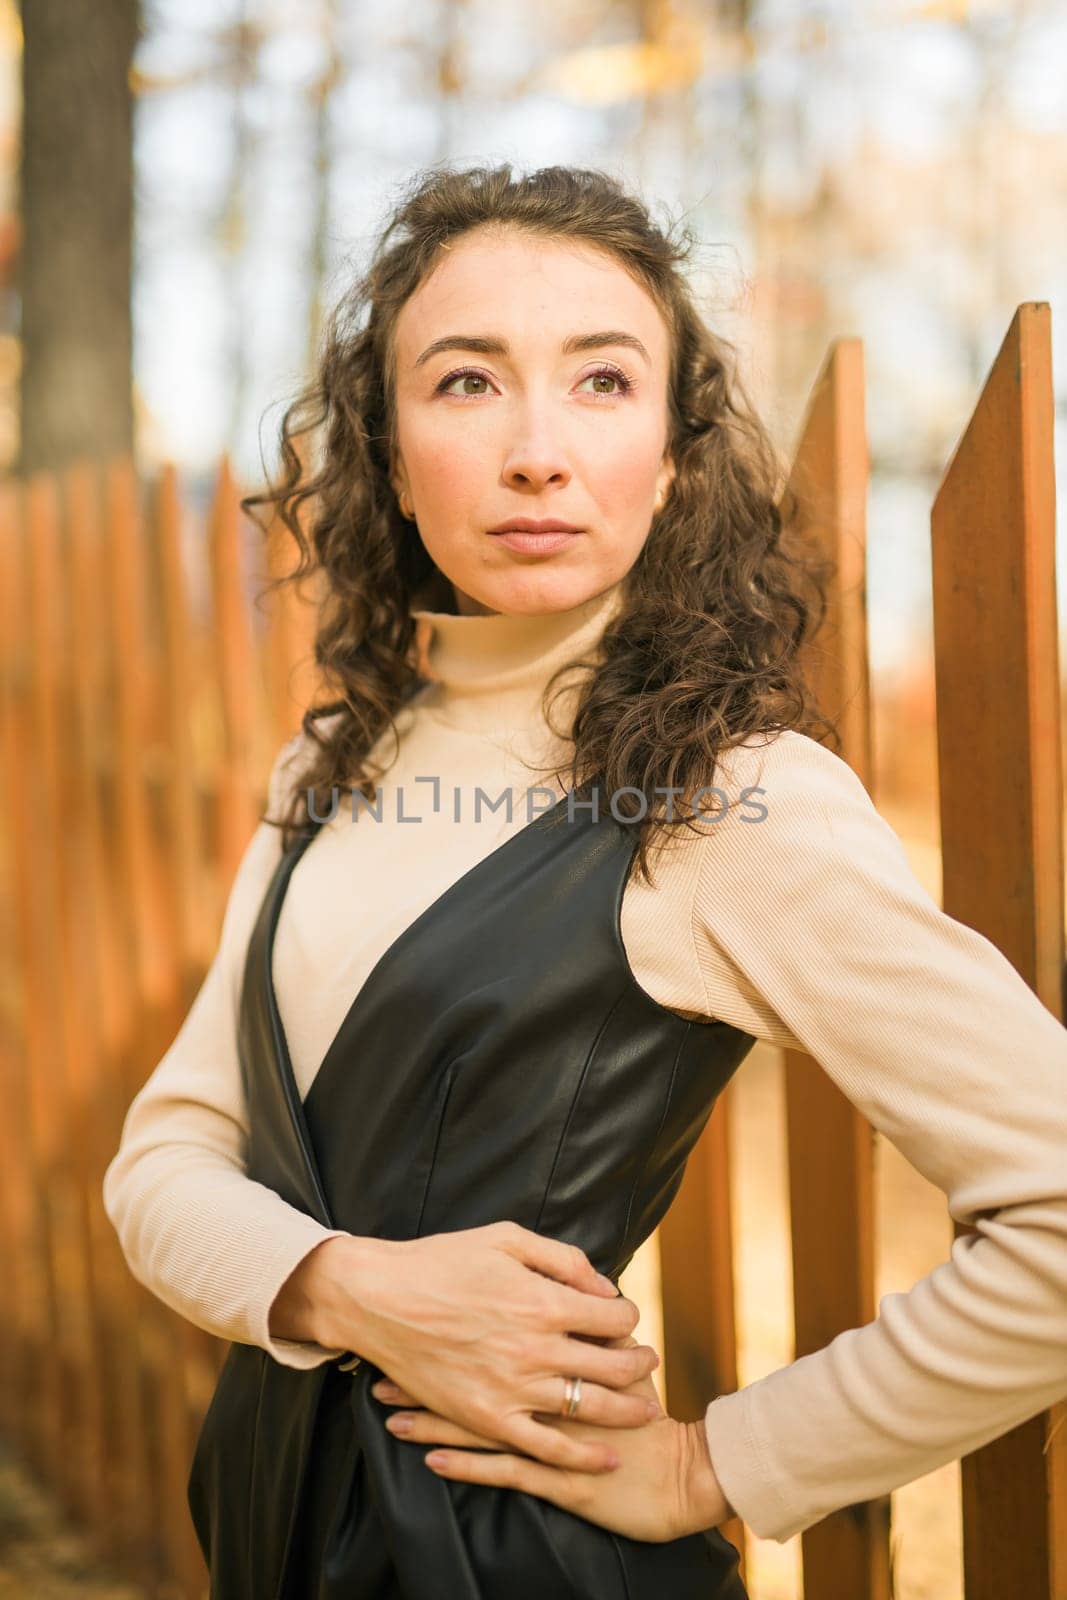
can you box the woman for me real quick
[103,164,1067,1599]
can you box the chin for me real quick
[465,569,610,617]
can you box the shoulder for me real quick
[265,710,347,813]
[693,727,922,901]
[711,728,880,830]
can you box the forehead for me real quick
[393,228,670,365]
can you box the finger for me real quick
[537,1281,643,1342]
[543,1334,660,1395]
[530,1382,663,1429]
[368,1340,654,1423]
[371,1381,418,1406]
[423,1445,586,1515]
[501,1411,621,1473]
[384,1411,505,1450]
[500,1224,619,1300]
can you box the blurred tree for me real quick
[306,0,342,375]
[18,0,139,472]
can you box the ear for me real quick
[654,451,676,513]
[390,455,410,504]
[390,453,414,520]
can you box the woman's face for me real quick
[389,227,676,617]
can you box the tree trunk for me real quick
[18,0,139,473]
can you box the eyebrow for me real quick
[413,330,652,369]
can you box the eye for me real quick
[435,367,494,398]
[433,362,636,401]
[577,365,635,398]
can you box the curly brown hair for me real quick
[248,161,837,884]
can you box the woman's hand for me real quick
[297,1220,662,1473]
[369,1335,733,1544]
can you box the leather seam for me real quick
[415,1059,459,1236]
[532,989,625,1236]
[618,1023,692,1254]
[607,1528,635,1600]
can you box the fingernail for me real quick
[374,1382,399,1398]
[385,1413,412,1433]
[652,1352,661,1370]
[604,1451,621,1468]
[596,1272,616,1291]
[425,1451,448,1467]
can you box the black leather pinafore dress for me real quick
[187,787,759,1599]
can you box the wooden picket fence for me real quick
[0,457,322,1597]
[0,301,1063,1598]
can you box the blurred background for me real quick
[1,2,1065,1597]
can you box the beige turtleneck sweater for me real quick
[102,581,1067,1545]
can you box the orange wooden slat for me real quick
[149,459,223,1596]
[64,457,162,1568]
[154,462,211,993]
[931,301,1066,1600]
[658,1097,746,1575]
[0,479,24,1432]
[101,455,197,1586]
[261,491,324,749]
[22,472,101,1512]
[209,454,263,886]
[104,457,175,1016]
[783,338,892,1600]
[42,463,117,1530]
[253,427,323,749]
[0,478,63,1468]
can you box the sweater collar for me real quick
[409,581,626,734]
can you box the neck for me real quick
[410,580,627,735]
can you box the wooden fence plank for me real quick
[24,472,99,1508]
[210,455,263,888]
[150,459,222,1596]
[931,300,1066,1600]
[659,1099,742,1579]
[0,481,25,1435]
[262,498,323,750]
[103,455,196,1585]
[43,465,113,1530]
[63,458,156,1563]
[0,480,62,1472]
[783,338,893,1600]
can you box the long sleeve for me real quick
[695,731,1067,1543]
[102,736,350,1369]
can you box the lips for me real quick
[487,522,582,555]
[489,519,581,534]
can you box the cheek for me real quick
[584,427,664,514]
[405,422,485,505]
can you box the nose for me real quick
[500,412,572,495]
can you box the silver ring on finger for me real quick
[561,1375,582,1418]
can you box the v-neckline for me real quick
[266,788,585,1127]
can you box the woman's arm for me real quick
[691,730,1067,1544]
[102,733,351,1369]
